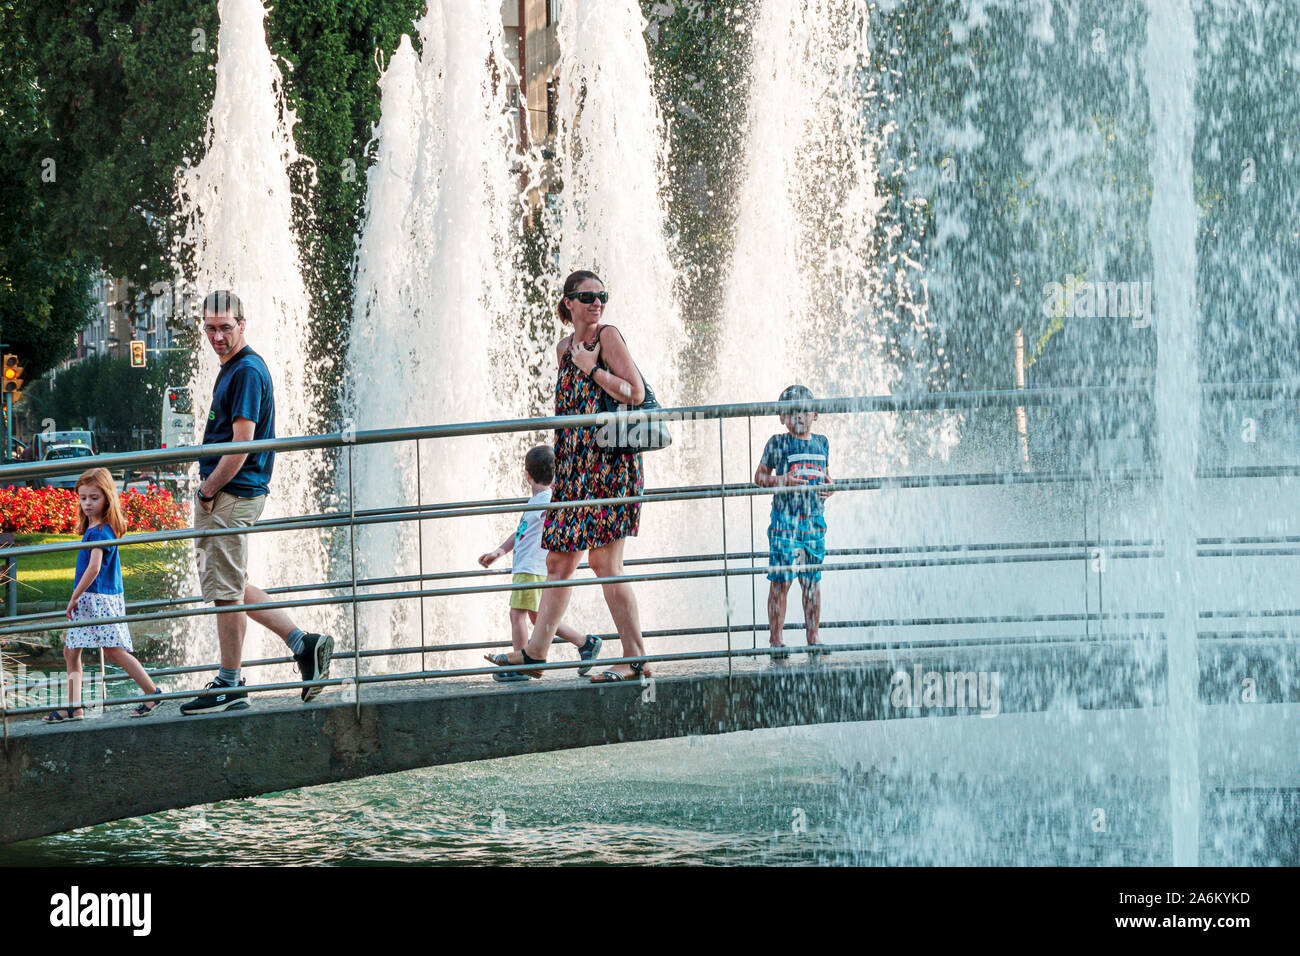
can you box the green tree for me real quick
[0,0,97,381]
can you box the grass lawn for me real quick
[14,533,189,605]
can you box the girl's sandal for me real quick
[43,708,84,723]
[484,651,545,680]
[130,689,163,717]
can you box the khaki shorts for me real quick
[509,572,545,612]
[195,492,268,602]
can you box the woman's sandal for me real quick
[485,650,545,680]
[590,660,652,684]
[129,688,164,717]
[43,708,84,723]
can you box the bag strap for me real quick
[595,325,647,395]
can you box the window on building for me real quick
[546,78,559,137]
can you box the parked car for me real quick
[36,443,96,489]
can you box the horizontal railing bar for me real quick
[9,459,1300,562]
[19,622,1300,717]
[5,537,1174,625]
[19,530,1300,626]
[1,550,1174,639]
[66,605,1300,687]
[6,534,1296,641]
[4,380,1298,482]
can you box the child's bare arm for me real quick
[754,464,804,488]
[478,532,516,568]
[66,549,104,617]
[818,466,835,500]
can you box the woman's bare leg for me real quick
[588,537,645,677]
[492,550,580,663]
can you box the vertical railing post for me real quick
[1,530,12,742]
[1,634,9,745]
[415,439,427,679]
[747,416,757,650]
[1095,445,1104,637]
[348,444,361,716]
[718,420,733,698]
[1083,485,1091,641]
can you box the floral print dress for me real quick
[541,332,643,553]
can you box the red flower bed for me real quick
[0,486,186,534]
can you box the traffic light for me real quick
[130,340,146,367]
[2,355,23,394]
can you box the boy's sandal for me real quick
[577,635,603,676]
[808,644,832,657]
[485,651,544,679]
[770,645,791,661]
[43,708,84,723]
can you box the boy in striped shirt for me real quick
[753,385,835,660]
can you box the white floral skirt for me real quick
[65,591,133,650]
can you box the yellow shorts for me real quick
[509,572,545,612]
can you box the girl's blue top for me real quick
[75,523,124,595]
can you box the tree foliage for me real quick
[20,347,191,452]
[0,0,97,380]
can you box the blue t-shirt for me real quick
[198,346,275,497]
[76,523,123,595]
[760,432,830,524]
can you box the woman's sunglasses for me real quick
[568,290,609,305]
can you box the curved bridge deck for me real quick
[3,640,1297,844]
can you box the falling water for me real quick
[1145,0,1201,867]
[345,1,527,660]
[553,0,682,396]
[717,0,905,428]
[174,0,332,660]
[545,0,693,639]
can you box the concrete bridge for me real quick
[4,639,1297,845]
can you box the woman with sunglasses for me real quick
[486,270,651,683]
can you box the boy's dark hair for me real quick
[524,444,555,484]
[779,384,814,403]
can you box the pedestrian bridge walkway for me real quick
[4,638,1297,844]
[3,382,1298,844]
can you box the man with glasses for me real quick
[180,290,334,715]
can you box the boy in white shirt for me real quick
[479,445,601,681]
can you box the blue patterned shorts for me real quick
[767,516,827,584]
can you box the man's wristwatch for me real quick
[196,489,216,503]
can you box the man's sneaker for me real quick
[295,633,334,702]
[179,678,249,716]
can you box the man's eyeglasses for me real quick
[203,324,239,336]
[568,290,608,305]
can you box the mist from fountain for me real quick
[344,1,528,664]
[174,0,333,665]
[1146,0,1201,868]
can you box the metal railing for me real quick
[2,381,1298,728]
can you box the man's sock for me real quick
[284,628,307,656]
[217,666,240,686]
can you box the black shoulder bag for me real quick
[592,327,672,455]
